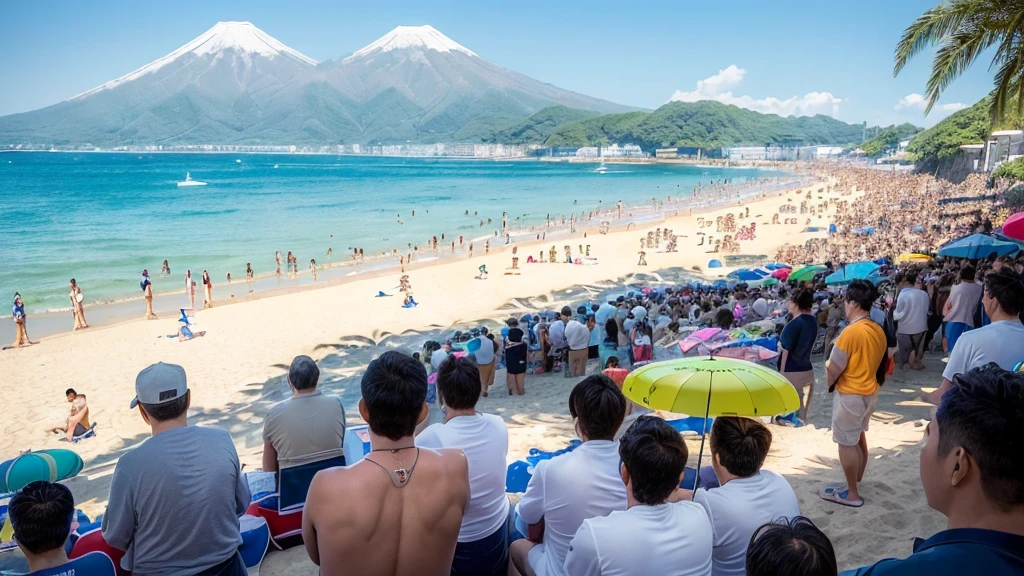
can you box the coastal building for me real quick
[984,129,1024,172]
[959,144,985,173]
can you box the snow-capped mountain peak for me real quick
[343,25,477,62]
[70,21,316,100]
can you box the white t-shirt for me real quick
[416,413,510,541]
[564,501,712,576]
[692,471,800,576]
[517,441,627,576]
[942,320,1024,382]
[945,281,983,326]
[565,320,591,351]
[893,287,930,334]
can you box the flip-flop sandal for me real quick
[818,486,864,507]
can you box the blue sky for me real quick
[0,0,991,127]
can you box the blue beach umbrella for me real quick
[708,259,723,269]
[825,261,881,285]
[938,234,1021,259]
[712,279,728,289]
[728,269,769,282]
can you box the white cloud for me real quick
[894,93,964,113]
[669,65,842,117]
[895,93,927,110]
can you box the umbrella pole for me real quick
[692,373,714,491]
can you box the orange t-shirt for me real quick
[833,318,886,396]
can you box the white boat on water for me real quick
[595,162,608,174]
[177,172,207,187]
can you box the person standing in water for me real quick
[276,252,282,278]
[142,270,157,319]
[246,263,254,293]
[310,259,318,281]
[202,270,212,309]
[69,279,88,330]
[161,260,171,275]
[185,270,195,310]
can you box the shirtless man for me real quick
[50,388,89,441]
[141,270,157,319]
[302,351,469,575]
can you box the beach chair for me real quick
[239,514,271,573]
[246,455,346,547]
[35,551,117,576]
[69,523,128,576]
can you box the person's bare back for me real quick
[303,446,469,575]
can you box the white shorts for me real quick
[831,391,878,446]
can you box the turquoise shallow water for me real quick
[0,152,781,315]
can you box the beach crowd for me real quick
[5,166,1024,576]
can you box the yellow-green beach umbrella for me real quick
[896,252,932,264]
[622,357,800,489]
[623,357,800,417]
[788,265,827,283]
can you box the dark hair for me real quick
[960,266,976,282]
[361,351,428,441]
[65,388,76,397]
[942,364,1024,509]
[436,356,481,411]
[746,516,837,576]
[905,270,919,285]
[604,317,618,343]
[568,375,626,441]
[618,416,687,505]
[560,305,572,318]
[140,391,189,422]
[982,268,1024,317]
[605,356,619,368]
[8,481,75,555]
[710,416,772,477]
[288,355,320,391]
[791,289,813,311]
[715,308,734,330]
[844,280,876,312]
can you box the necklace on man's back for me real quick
[365,446,420,488]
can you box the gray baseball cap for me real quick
[130,362,188,409]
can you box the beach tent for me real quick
[788,265,827,284]
[937,234,1020,259]
[825,261,881,285]
[708,259,723,268]
[1001,212,1024,241]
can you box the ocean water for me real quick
[0,152,783,316]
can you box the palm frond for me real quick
[923,26,1001,114]
[894,0,986,76]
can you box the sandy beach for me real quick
[1,178,947,573]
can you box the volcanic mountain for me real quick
[0,22,631,146]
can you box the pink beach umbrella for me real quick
[772,268,791,280]
[1003,212,1024,241]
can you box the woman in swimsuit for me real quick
[202,270,212,308]
[69,279,88,330]
[161,260,171,275]
[310,259,318,281]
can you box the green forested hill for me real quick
[541,101,867,149]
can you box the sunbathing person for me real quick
[49,388,90,442]
[510,375,628,576]
[302,351,469,575]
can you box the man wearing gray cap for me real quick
[102,362,250,575]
